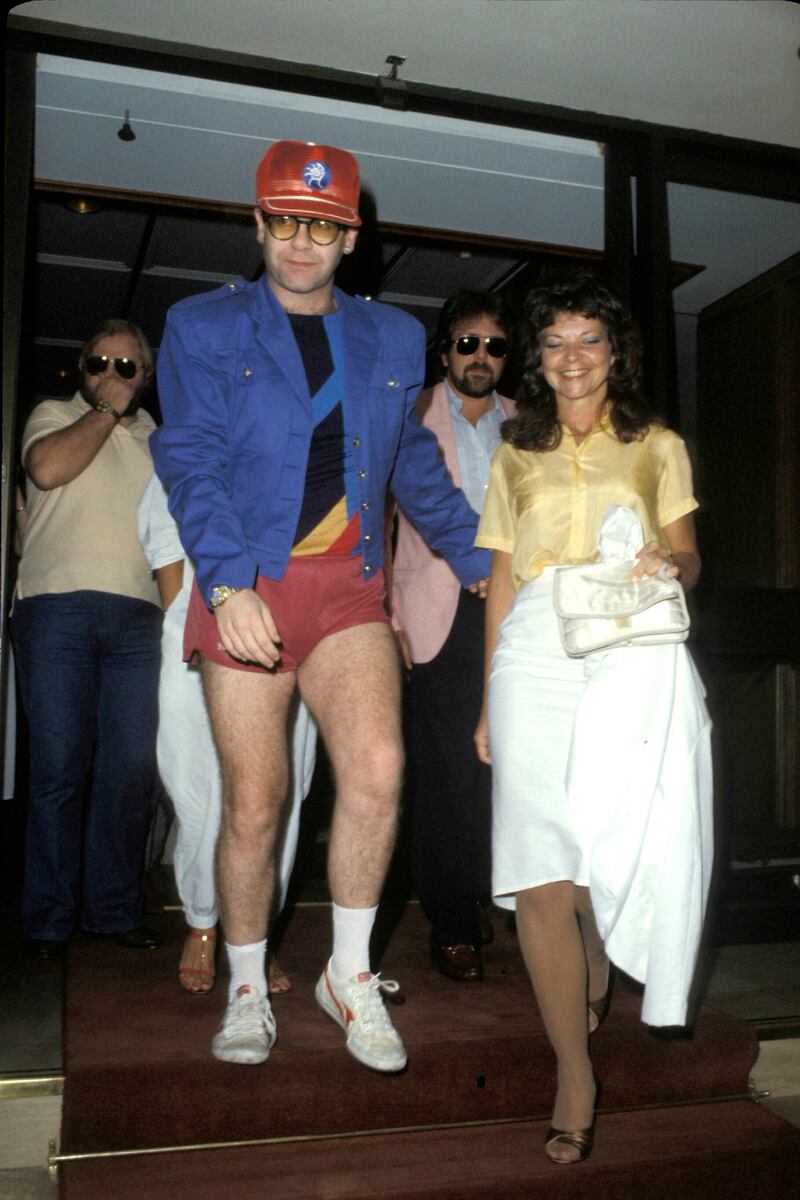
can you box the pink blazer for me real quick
[391,383,516,664]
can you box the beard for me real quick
[80,379,148,417]
[449,364,498,400]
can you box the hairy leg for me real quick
[516,881,596,1163]
[298,623,403,910]
[201,660,296,945]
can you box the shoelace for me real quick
[349,975,400,1034]
[226,992,273,1036]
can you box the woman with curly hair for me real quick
[474,274,712,1165]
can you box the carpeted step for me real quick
[59,1100,800,1199]
[61,905,759,1156]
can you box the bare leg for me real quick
[201,660,296,945]
[298,623,403,911]
[516,881,596,1163]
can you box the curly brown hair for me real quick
[502,273,660,451]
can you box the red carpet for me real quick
[58,904,800,1197]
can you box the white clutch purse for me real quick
[553,560,690,657]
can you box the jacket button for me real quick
[361,501,371,511]
[364,564,373,573]
[227,282,237,290]
[363,534,372,543]
[358,469,367,479]
[352,436,362,447]
[243,367,253,378]
[387,378,399,389]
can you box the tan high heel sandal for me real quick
[545,1124,594,1165]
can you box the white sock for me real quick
[226,939,268,1002]
[330,903,378,981]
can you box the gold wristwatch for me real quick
[94,400,122,421]
[209,585,241,609]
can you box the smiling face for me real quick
[441,314,507,402]
[254,207,358,314]
[539,311,615,417]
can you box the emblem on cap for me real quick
[303,160,332,190]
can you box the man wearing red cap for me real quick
[152,141,489,1070]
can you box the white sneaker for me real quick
[212,985,276,1064]
[315,962,407,1073]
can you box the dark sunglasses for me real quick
[451,335,509,358]
[84,356,140,380]
[262,212,343,246]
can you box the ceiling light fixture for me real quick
[117,109,136,141]
[65,197,102,215]
[377,55,408,111]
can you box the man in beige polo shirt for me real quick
[13,319,163,958]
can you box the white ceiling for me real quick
[14,0,800,150]
[32,54,800,318]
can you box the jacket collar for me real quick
[241,280,375,415]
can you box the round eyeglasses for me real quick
[262,212,343,246]
[84,356,140,380]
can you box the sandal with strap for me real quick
[545,1124,594,1165]
[179,928,217,994]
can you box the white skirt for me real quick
[488,569,713,1026]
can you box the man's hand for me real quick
[474,707,491,764]
[95,372,137,419]
[214,588,282,668]
[394,628,413,672]
[467,576,489,599]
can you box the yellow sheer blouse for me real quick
[476,415,698,590]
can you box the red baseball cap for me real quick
[256,140,362,227]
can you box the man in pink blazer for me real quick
[392,291,515,981]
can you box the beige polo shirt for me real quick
[17,393,160,606]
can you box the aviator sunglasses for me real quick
[84,355,141,380]
[450,335,509,358]
[262,212,343,246]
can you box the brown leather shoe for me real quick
[432,942,483,982]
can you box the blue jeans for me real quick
[12,591,162,939]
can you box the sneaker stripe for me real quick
[325,969,355,1024]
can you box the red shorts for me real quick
[184,555,388,673]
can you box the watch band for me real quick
[94,400,122,421]
[209,585,241,610]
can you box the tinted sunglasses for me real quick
[451,335,509,358]
[84,355,140,380]
[262,212,343,246]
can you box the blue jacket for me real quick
[151,277,489,605]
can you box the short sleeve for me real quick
[476,445,517,552]
[657,433,699,529]
[137,473,186,571]
[21,400,75,463]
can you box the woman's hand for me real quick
[631,514,701,592]
[630,540,677,582]
[474,706,492,765]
